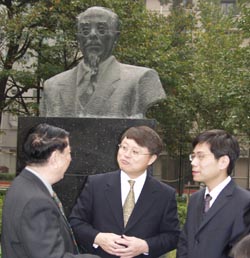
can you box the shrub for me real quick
[0,192,6,236]
[177,196,188,228]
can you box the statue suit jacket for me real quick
[69,170,180,258]
[177,180,250,258]
[39,56,166,118]
[1,169,98,258]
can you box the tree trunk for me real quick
[0,76,9,126]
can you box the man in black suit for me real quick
[69,125,180,258]
[1,123,99,258]
[177,129,250,258]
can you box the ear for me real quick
[148,154,158,166]
[48,150,59,167]
[219,155,230,171]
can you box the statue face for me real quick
[77,9,119,65]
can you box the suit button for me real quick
[195,239,200,245]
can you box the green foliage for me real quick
[0,191,6,238]
[150,0,250,153]
[187,0,250,141]
[177,196,187,228]
[147,6,196,155]
[0,173,15,181]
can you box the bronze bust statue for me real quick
[40,6,166,118]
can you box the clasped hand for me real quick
[94,233,149,258]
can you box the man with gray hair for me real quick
[40,6,166,118]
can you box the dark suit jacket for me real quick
[69,170,180,258]
[1,169,98,258]
[177,180,250,258]
[39,56,166,118]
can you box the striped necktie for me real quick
[52,192,79,253]
[204,193,212,213]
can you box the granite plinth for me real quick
[17,117,156,216]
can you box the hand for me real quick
[94,232,125,256]
[114,235,149,258]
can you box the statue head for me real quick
[77,6,120,68]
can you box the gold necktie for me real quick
[123,180,135,226]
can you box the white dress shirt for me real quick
[205,176,231,208]
[120,170,147,206]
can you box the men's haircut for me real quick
[121,126,163,156]
[77,6,120,32]
[231,234,250,258]
[23,123,69,165]
[192,129,240,175]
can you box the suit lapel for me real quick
[104,171,124,230]
[194,189,206,230]
[103,171,164,230]
[196,181,235,235]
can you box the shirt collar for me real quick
[120,170,147,184]
[205,176,231,202]
[25,166,54,196]
[120,170,147,204]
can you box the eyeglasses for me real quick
[77,29,119,38]
[189,153,213,162]
[118,144,151,158]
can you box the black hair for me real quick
[23,123,69,165]
[192,129,240,175]
[120,126,163,156]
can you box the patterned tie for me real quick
[52,192,79,253]
[123,180,135,226]
[79,76,96,105]
[204,193,212,213]
[77,64,97,106]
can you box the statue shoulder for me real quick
[119,62,158,77]
[43,66,79,90]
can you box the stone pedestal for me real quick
[17,117,156,216]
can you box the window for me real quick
[221,0,236,14]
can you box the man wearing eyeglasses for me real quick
[177,129,250,258]
[69,125,180,258]
[40,6,165,118]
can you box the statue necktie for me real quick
[52,192,79,253]
[123,180,135,226]
[204,193,212,213]
[78,72,96,106]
